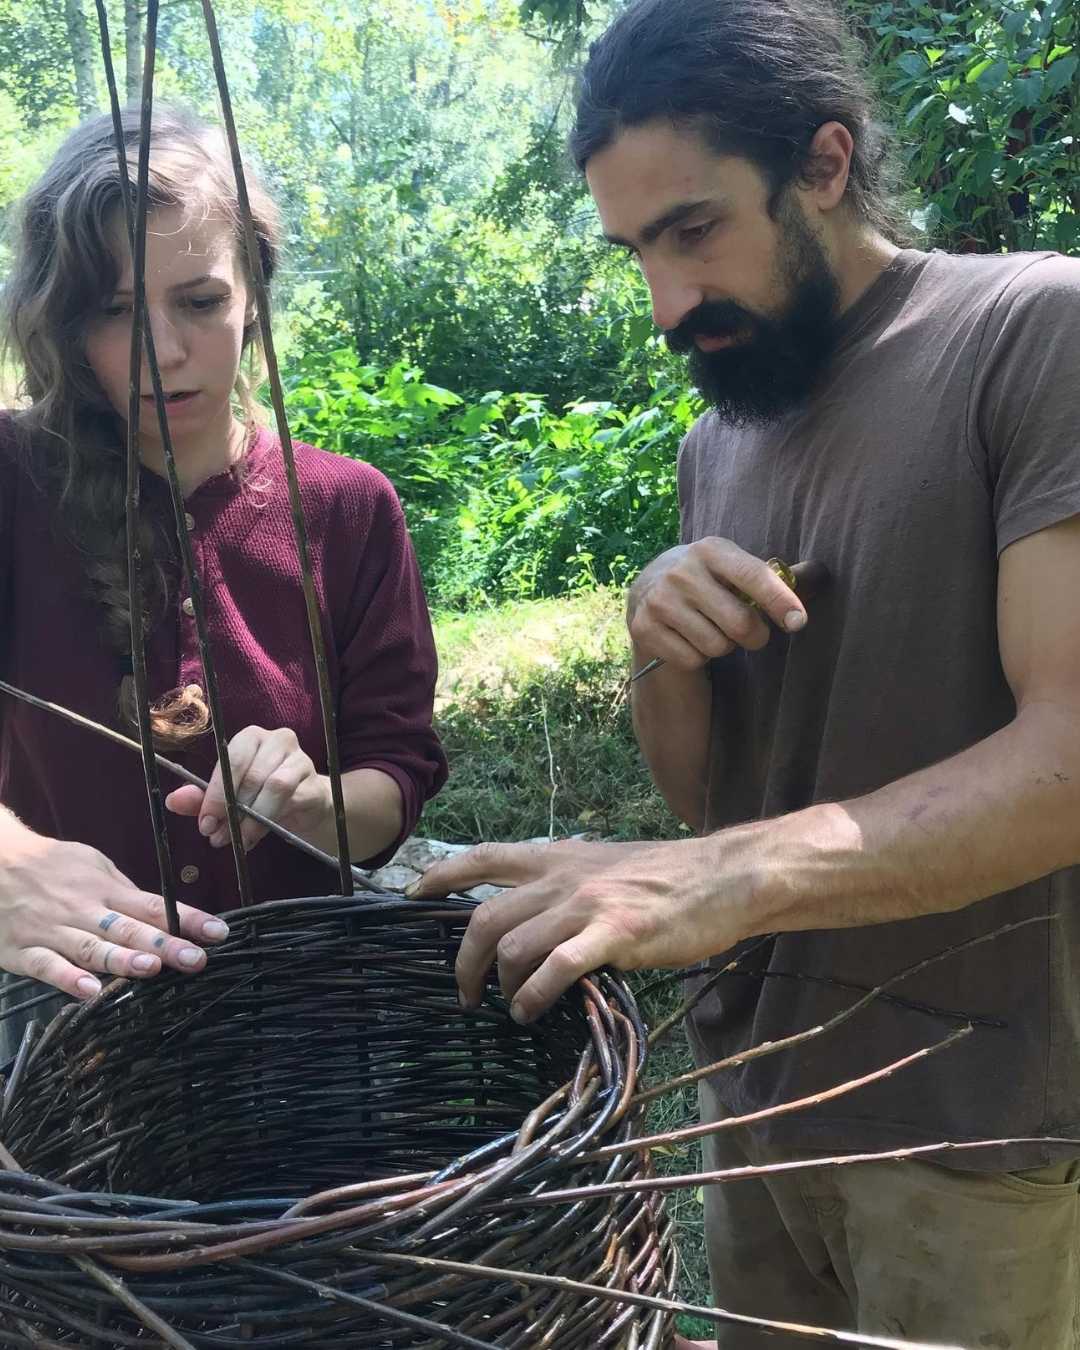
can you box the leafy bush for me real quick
[284,347,697,608]
[851,0,1079,253]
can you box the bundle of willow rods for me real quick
[0,896,676,1348]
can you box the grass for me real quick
[428,589,685,845]
[428,588,712,1335]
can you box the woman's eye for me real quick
[100,303,131,319]
[187,295,227,312]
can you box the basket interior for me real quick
[8,911,587,1207]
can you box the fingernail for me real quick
[77,976,101,998]
[510,1001,528,1025]
[202,919,229,940]
[404,879,421,898]
[199,815,219,836]
[131,953,157,972]
[785,610,807,633]
[178,947,203,968]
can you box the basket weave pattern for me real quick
[0,897,676,1347]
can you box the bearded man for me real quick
[410,1,1080,1344]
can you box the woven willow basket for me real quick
[0,896,676,1347]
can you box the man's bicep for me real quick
[999,515,1080,713]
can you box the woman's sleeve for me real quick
[331,470,448,866]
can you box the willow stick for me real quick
[91,0,254,906]
[0,678,381,893]
[240,1261,499,1350]
[352,1249,961,1349]
[200,0,353,896]
[635,917,1044,1106]
[586,1025,972,1162]
[0,1136,197,1350]
[107,0,179,934]
[502,1133,1080,1208]
[70,1256,198,1350]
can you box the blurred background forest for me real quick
[2,0,1077,609]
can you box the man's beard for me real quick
[664,203,842,426]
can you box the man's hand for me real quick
[0,822,227,1000]
[408,836,753,1022]
[166,725,329,852]
[628,539,807,672]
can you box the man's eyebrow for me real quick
[604,198,725,250]
[109,275,226,298]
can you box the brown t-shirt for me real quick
[679,248,1080,1169]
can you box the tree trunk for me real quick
[125,0,142,101]
[62,0,99,116]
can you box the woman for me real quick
[0,105,446,1035]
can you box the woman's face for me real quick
[82,202,253,453]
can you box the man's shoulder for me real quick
[917,248,1080,316]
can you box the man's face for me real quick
[586,121,842,424]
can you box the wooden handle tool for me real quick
[630,557,829,684]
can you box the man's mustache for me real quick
[664,301,757,355]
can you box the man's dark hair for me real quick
[571,0,912,244]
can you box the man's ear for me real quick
[800,121,854,213]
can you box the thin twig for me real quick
[0,679,381,893]
[636,917,1046,1106]
[71,1255,197,1350]
[541,691,558,842]
[200,0,354,897]
[94,0,254,907]
[118,0,180,933]
[351,1248,962,1349]
[588,1025,973,1161]
[240,1261,499,1349]
[491,1135,1080,1208]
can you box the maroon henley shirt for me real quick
[0,413,447,915]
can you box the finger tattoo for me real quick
[101,944,118,975]
[99,912,121,933]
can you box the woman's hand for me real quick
[0,822,228,1000]
[166,725,330,852]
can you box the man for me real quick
[409,0,1080,1343]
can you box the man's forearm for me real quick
[738,702,1080,939]
[630,644,712,830]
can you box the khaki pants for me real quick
[699,1079,1080,1349]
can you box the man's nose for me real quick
[642,260,704,336]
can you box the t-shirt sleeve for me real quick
[677,422,703,546]
[331,471,448,867]
[968,254,1080,555]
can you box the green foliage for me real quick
[284,346,698,608]
[850,0,1080,253]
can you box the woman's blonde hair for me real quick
[1,104,281,748]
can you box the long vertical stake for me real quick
[96,0,254,908]
[199,0,354,897]
[92,0,180,936]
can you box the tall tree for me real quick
[61,0,99,115]
[125,0,142,100]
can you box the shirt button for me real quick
[180,864,200,884]
[184,512,196,531]
[181,597,195,616]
